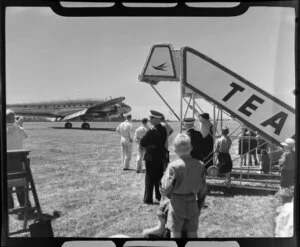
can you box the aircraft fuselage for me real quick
[7,98,131,126]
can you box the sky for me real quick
[5,6,295,120]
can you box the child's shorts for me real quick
[167,194,199,233]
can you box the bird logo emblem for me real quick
[152,62,169,71]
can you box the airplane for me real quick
[7,97,131,129]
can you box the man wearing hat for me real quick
[279,138,295,188]
[183,118,204,161]
[199,113,214,169]
[140,110,167,204]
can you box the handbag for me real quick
[29,218,54,237]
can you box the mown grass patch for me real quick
[8,122,277,238]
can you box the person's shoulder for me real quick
[215,136,222,142]
[193,129,202,136]
[286,151,295,158]
[147,127,155,132]
[169,159,184,168]
[189,158,204,165]
[194,159,206,170]
[135,125,142,130]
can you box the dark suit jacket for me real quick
[140,124,167,163]
[186,128,204,161]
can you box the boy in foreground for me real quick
[160,133,207,238]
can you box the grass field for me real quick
[8,121,277,237]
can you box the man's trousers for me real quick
[121,140,133,169]
[144,161,164,204]
[136,145,145,172]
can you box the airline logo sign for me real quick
[139,44,179,83]
[182,47,295,145]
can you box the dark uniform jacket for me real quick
[140,124,167,163]
[186,128,204,161]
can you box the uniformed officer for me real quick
[140,110,167,204]
[183,118,204,161]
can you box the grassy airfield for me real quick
[9,121,276,237]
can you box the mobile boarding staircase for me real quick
[139,44,296,195]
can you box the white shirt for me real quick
[134,125,149,144]
[199,118,212,138]
[116,120,133,143]
[214,135,232,153]
[6,122,28,150]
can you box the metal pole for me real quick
[183,95,192,120]
[240,125,244,185]
[150,84,180,121]
[192,94,195,120]
[221,109,223,130]
[180,85,183,133]
[247,128,251,178]
[213,104,216,166]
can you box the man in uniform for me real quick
[184,118,204,161]
[140,110,167,204]
[116,114,133,170]
[133,118,149,173]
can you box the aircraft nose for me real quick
[124,104,131,113]
[118,103,131,114]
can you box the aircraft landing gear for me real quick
[81,122,90,129]
[65,122,72,129]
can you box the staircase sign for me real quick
[139,44,180,84]
[182,46,295,145]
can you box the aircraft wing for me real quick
[61,108,89,121]
[88,96,125,110]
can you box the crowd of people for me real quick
[5,108,295,238]
[115,110,295,238]
[115,110,230,238]
[237,127,295,183]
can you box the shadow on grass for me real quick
[122,168,146,173]
[50,127,116,131]
[208,184,277,197]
